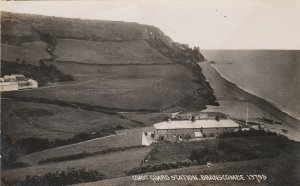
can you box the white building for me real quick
[0,80,18,91]
[0,74,38,91]
[153,119,240,141]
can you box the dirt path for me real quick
[6,77,106,92]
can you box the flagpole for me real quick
[246,97,249,126]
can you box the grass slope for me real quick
[1,42,50,65]
[17,127,150,166]
[1,61,73,85]
[5,63,199,110]
[1,11,166,44]
[2,147,152,181]
[2,11,216,111]
[54,39,170,64]
[143,136,300,165]
[1,100,135,141]
[80,154,300,186]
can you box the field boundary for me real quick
[2,96,159,114]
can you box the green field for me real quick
[54,39,170,64]
[18,127,149,165]
[2,147,152,181]
[83,154,300,186]
[2,11,214,112]
[1,100,136,141]
[1,42,50,65]
[7,63,199,110]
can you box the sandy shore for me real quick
[199,61,300,141]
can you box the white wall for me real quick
[0,82,18,91]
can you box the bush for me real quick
[39,151,89,164]
[190,149,202,161]
[2,168,105,186]
[190,146,225,163]
[219,129,277,139]
[114,125,125,130]
[127,161,194,175]
[38,145,144,164]
[188,137,293,165]
[1,61,74,86]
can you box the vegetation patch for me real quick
[38,145,145,164]
[1,128,116,170]
[146,38,218,108]
[127,161,194,175]
[54,39,170,65]
[128,135,300,174]
[219,129,277,138]
[15,128,115,154]
[17,107,54,117]
[1,168,105,186]
[1,61,73,85]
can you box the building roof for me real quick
[194,131,203,137]
[3,74,27,82]
[153,119,239,130]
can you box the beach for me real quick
[199,61,300,141]
[201,50,300,120]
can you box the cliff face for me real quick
[1,11,202,60]
[1,12,168,44]
[1,11,217,109]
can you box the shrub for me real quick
[1,61,74,86]
[2,168,105,186]
[114,125,125,130]
[38,145,144,165]
[188,138,292,165]
[219,129,277,139]
[127,161,194,175]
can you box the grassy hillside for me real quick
[1,100,137,141]
[1,11,169,44]
[2,147,152,181]
[54,39,170,64]
[141,135,299,167]
[1,12,217,177]
[4,63,200,110]
[80,154,300,186]
[18,127,149,166]
[1,41,50,65]
[1,61,73,85]
[1,12,215,110]
[1,11,216,110]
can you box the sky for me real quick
[1,0,300,49]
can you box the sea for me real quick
[201,50,300,120]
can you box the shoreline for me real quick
[199,61,300,140]
[210,62,299,121]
